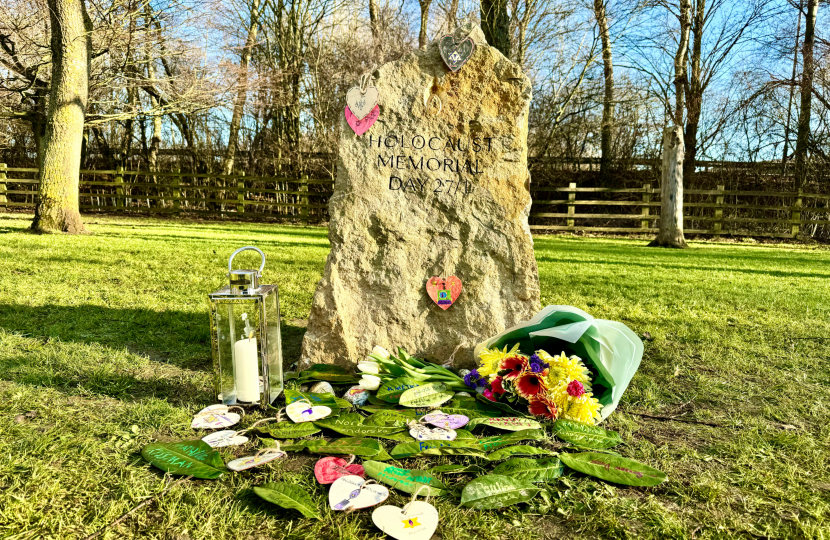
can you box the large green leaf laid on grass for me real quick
[363,461,448,496]
[141,440,226,479]
[314,413,406,439]
[399,383,454,408]
[253,482,321,519]
[492,458,564,483]
[460,474,541,510]
[281,437,391,460]
[296,364,359,383]
[471,429,545,452]
[560,452,667,486]
[468,417,543,431]
[428,463,487,475]
[255,421,321,439]
[364,410,417,427]
[553,419,622,449]
[390,440,486,459]
[285,389,351,410]
[486,445,555,461]
[376,377,424,403]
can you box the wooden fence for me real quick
[2,164,829,238]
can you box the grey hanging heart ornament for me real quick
[346,72,379,121]
[439,35,475,72]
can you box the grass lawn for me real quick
[1,212,829,540]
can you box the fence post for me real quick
[300,174,309,225]
[173,172,181,215]
[713,184,724,236]
[237,172,245,214]
[115,165,124,210]
[0,163,7,204]
[640,183,651,231]
[791,189,802,238]
[566,182,576,230]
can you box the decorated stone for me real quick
[301,22,539,370]
[372,500,439,540]
[286,400,332,423]
[343,385,370,406]
[439,34,476,72]
[314,456,366,484]
[309,381,335,395]
[201,430,249,448]
[329,476,389,511]
[425,276,462,310]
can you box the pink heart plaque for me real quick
[422,411,469,429]
[314,456,366,485]
[425,276,462,310]
[345,105,379,136]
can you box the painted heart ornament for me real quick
[409,423,456,441]
[191,405,242,429]
[345,105,379,136]
[201,429,249,448]
[227,450,286,471]
[314,456,366,484]
[286,400,332,423]
[439,34,476,72]
[422,410,469,429]
[329,475,389,511]
[425,276,462,310]
[372,501,439,540]
[346,86,379,120]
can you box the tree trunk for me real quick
[593,0,614,180]
[369,0,380,42]
[794,0,818,189]
[782,0,803,173]
[682,0,704,181]
[673,0,691,125]
[650,126,687,248]
[480,0,510,57]
[222,0,263,176]
[32,0,91,233]
[447,0,459,31]
[418,0,432,50]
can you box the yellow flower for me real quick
[561,393,603,425]
[549,379,570,415]
[540,350,592,390]
[478,343,521,381]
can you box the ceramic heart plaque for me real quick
[422,410,469,429]
[372,501,439,540]
[314,456,366,485]
[191,405,242,429]
[345,105,379,136]
[227,450,286,471]
[286,400,332,423]
[201,429,249,448]
[346,86,379,120]
[425,276,462,310]
[329,475,389,511]
[409,423,456,441]
[439,34,476,72]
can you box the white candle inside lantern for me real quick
[233,313,259,403]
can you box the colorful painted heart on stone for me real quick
[439,34,476,72]
[191,405,242,429]
[329,475,389,511]
[286,400,332,423]
[314,456,366,484]
[422,410,469,429]
[409,423,456,441]
[346,86,379,120]
[425,276,462,310]
[372,501,439,540]
[227,450,285,472]
[345,105,379,136]
[201,429,249,448]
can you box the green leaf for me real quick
[429,463,487,475]
[296,364,359,383]
[253,482,322,519]
[313,413,406,439]
[399,382,454,408]
[486,445,556,461]
[553,419,622,449]
[469,417,543,431]
[285,389,351,410]
[492,458,564,483]
[474,394,528,416]
[471,429,546,452]
[363,410,415,427]
[460,474,541,510]
[255,421,321,439]
[367,395,392,406]
[390,440,486,459]
[141,440,226,479]
[559,452,667,486]
[453,429,476,440]
[363,461,448,496]
[376,378,425,403]
[310,437,390,459]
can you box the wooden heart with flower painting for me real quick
[425,276,462,310]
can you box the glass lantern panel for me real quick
[262,289,284,404]
[211,298,263,405]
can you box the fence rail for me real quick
[2,164,829,238]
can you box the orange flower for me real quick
[514,370,547,399]
[499,355,529,379]
[528,394,558,420]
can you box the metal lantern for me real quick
[208,246,283,408]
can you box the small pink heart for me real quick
[314,456,366,484]
[422,411,469,429]
[345,105,379,136]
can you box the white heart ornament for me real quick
[372,501,439,540]
[286,400,332,423]
[409,423,456,441]
[329,475,389,511]
[346,86,379,120]
[227,450,286,471]
[201,429,249,448]
[191,405,242,429]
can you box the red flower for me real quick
[491,376,506,396]
[483,389,495,401]
[499,355,529,379]
[514,371,546,399]
[528,394,558,420]
[567,379,585,398]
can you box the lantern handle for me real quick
[228,246,266,276]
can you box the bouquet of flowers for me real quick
[465,345,604,425]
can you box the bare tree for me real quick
[794,0,819,187]
[593,0,614,178]
[418,0,432,50]
[481,0,510,56]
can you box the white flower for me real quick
[358,361,380,374]
[359,374,382,390]
[371,346,391,359]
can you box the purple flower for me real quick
[529,354,548,373]
[464,369,487,388]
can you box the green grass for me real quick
[1,212,829,540]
